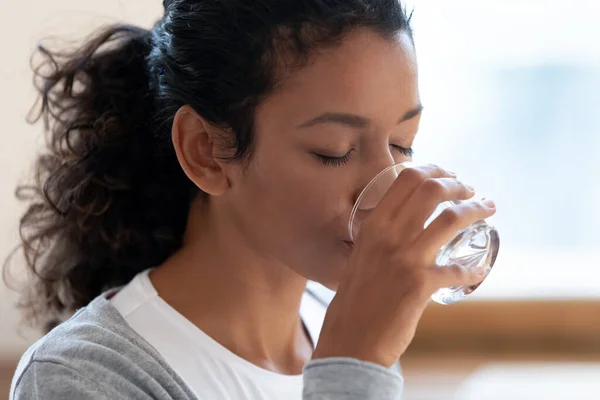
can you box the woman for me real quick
[7,0,495,399]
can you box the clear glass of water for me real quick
[348,162,500,305]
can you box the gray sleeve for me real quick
[10,360,131,400]
[303,357,403,400]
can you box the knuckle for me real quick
[439,207,461,226]
[468,200,489,216]
[459,180,472,192]
[450,178,471,196]
[400,167,426,184]
[426,163,442,172]
[421,178,446,197]
[429,164,453,177]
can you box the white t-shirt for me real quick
[109,268,402,399]
[108,268,327,400]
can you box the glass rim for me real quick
[348,161,415,242]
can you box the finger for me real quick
[414,198,497,258]
[425,262,486,292]
[394,177,476,240]
[372,164,457,221]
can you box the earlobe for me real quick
[171,105,230,196]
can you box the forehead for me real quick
[257,28,419,129]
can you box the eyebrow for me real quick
[297,104,424,130]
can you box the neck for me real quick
[149,198,313,374]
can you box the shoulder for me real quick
[10,291,197,400]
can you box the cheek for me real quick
[238,155,350,255]
[228,147,354,285]
[255,167,342,233]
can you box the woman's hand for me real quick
[313,164,496,368]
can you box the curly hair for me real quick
[4,0,412,334]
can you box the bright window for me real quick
[411,0,599,300]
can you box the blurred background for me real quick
[1,1,599,399]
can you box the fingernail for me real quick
[475,266,486,275]
[448,170,457,176]
[466,184,475,192]
[482,199,496,208]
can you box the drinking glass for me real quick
[348,162,499,304]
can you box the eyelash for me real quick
[315,145,414,167]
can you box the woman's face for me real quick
[224,28,421,290]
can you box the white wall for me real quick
[0,0,162,361]
[3,0,599,361]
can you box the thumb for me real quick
[428,263,485,291]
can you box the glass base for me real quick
[430,221,500,305]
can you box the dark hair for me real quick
[4,0,413,333]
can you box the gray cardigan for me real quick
[10,290,403,399]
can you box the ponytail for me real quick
[4,24,194,333]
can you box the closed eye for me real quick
[313,145,413,167]
[313,150,354,167]
[391,144,413,157]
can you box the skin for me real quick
[149,28,423,375]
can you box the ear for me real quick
[171,105,230,196]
